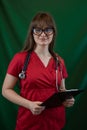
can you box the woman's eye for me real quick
[34,28,41,33]
[45,28,53,33]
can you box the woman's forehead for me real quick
[34,22,53,28]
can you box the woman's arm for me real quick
[60,78,75,107]
[2,74,45,115]
[59,78,66,91]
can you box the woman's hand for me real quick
[2,74,45,114]
[28,101,45,115]
[62,97,75,107]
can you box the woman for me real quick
[2,12,74,130]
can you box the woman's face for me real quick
[33,26,54,47]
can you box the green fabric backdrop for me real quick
[0,0,87,130]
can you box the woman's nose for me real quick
[41,31,46,36]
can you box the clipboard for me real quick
[40,89,84,109]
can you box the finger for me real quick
[32,107,44,115]
[33,110,42,115]
[66,98,75,102]
[63,101,74,107]
[65,100,75,105]
[34,106,45,111]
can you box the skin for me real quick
[2,31,75,115]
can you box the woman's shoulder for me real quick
[7,51,28,77]
[10,51,28,65]
[55,53,64,63]
[12,51,28,60]
[14,51,28,57]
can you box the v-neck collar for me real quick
[33,51,53,69]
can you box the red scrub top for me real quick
[7,51,68,130]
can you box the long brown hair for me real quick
[22,12,57,58]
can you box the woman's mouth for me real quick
[40,37,49,41]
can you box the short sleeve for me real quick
[59,57,68,79]
[7,53,22,78]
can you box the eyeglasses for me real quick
[33,27,54,36]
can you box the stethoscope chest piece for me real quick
[19,70,26,79]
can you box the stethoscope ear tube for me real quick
[55,57,59,91]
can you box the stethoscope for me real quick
[19,52,31,79]
[19,52,60,91]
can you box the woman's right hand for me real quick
[28,101,45,115]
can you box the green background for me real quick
[0,0,87,130]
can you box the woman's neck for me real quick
[34,46,50,57]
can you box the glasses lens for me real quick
[33,28,42,35]
[44,28,53,35]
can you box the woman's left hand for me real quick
[62,97,75,107]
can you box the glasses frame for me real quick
[32,27,54,36]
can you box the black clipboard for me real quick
[40,89,84,109]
